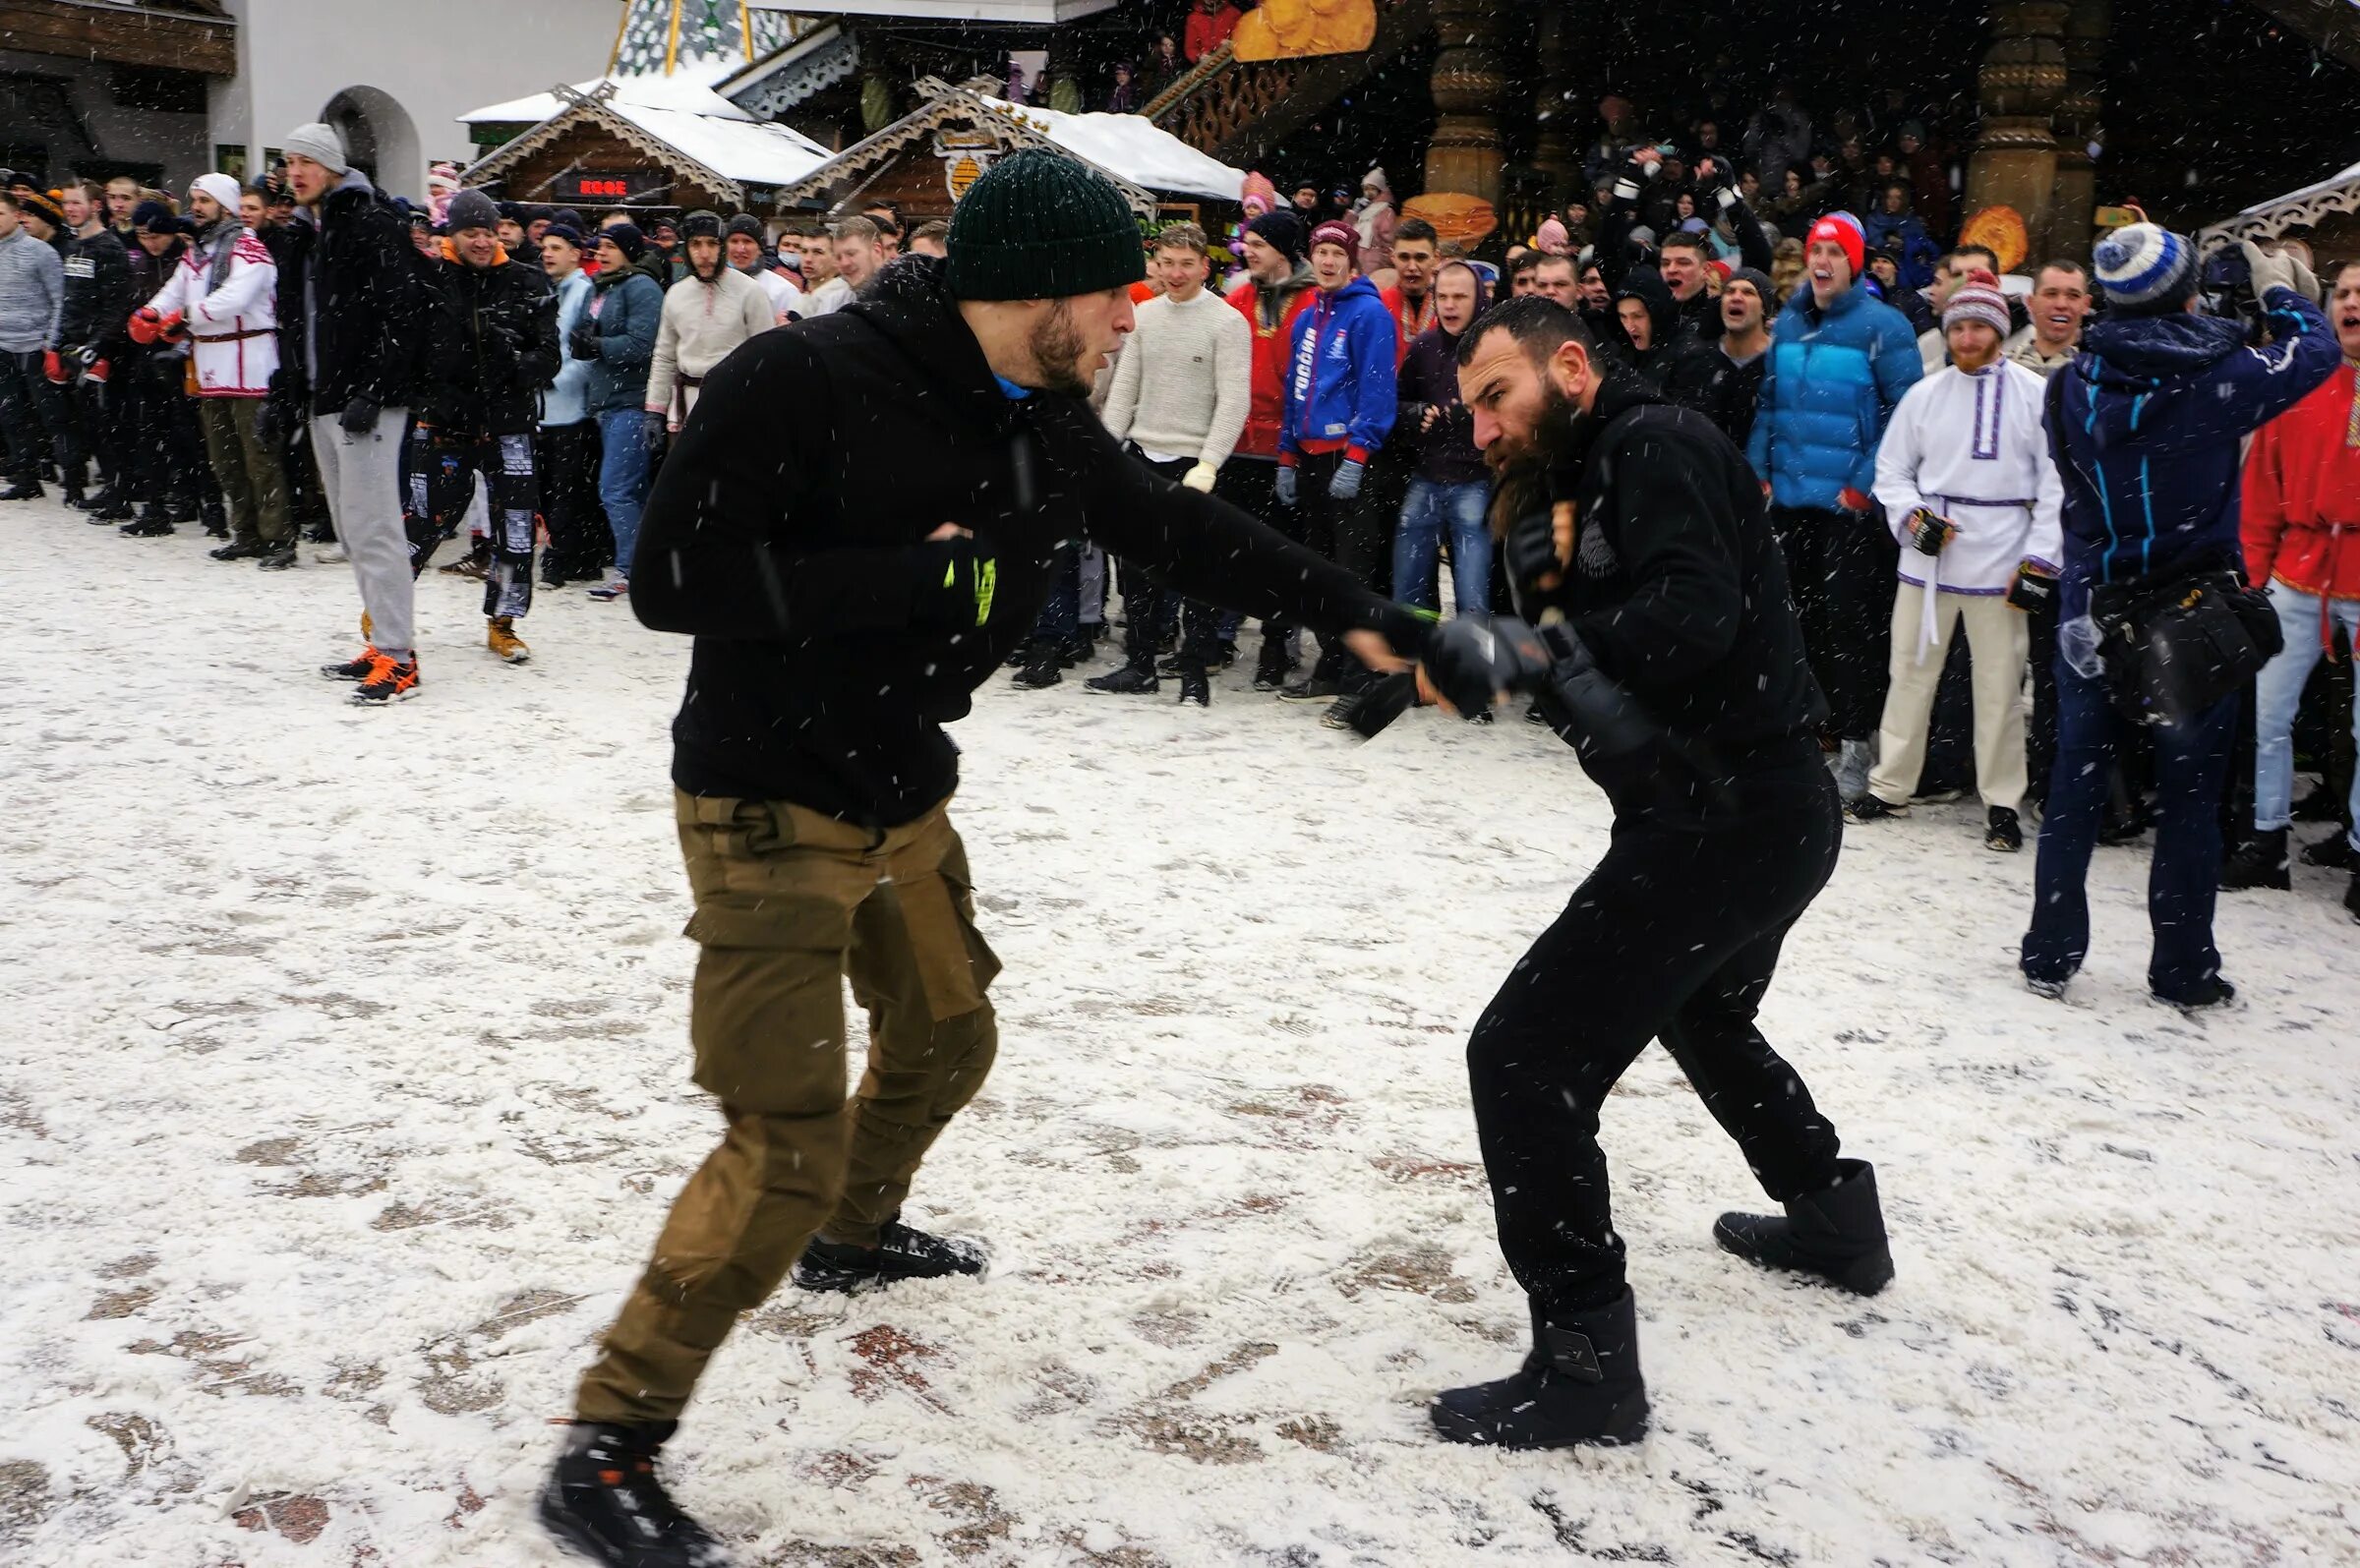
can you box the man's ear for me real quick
[1547,338,1590,400]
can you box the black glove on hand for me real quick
[1906,506,1954,556]
[912,534,997,631]
[339,395,381,436]
[1503,506,1567,614]
[568,321,601,362]
[1421,616,1553,718]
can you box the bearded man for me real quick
[1412,295,1894,1452]
[539,149,1426,1568]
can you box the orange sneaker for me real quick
[322,646,380,681]
[349,652,420,705]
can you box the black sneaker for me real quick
[1084,665,1158,695]
[2300,833,2358,871]
[2154,977,2237,1014]
[120,511,175,537]
[793,1220,986,1295]
[1319,693,1364,730]
[1278,672,1341,703]
[1213,640,1238,670]
[257,544,299,571]
[1010,641,1063,689]
[1251,645,1291,692]
[539,1423,729,1568]
[2219,828,2290,890]
[1844,795,1908,823]
[1176,669,1210,706]
[210,540,267,561]
[1984,805,2023,852]
[1526,701,1550,726]
[90,493,136,522]
[321,646,380,681]
[0,480,43,501]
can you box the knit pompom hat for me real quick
[2093,222,2197,316]
[1942,267,2011,336]
[945,148,1145,301]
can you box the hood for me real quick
[1317,273,1384,313]
[2071,310,2250,451]
[1613,266,1680,355]
[1548,368,1666,496]
[846,255,1023,436]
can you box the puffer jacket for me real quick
[408,243,560,436]
[1747,280,1922,507]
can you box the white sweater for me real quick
[1098,287,1253,469]
[644,268,775,418]
[1873,359,2064,600]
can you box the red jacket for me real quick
[1185,4,1240,61]
[1380,284,1436,368]
[2242,360,2360,622]
[1226,272,1315,459]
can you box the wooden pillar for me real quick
[2048,0,2109,263]
[1530,5,1574,200]
[1967,0,2070,261]
[1424,0,1506,204]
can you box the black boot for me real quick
[201,499,229,539]
[2219,828,2290,891]
[794,1219,986,1294]
[90,490,136,521]
[1714,1158,1895,1296]
[538,1422,729,1568]
[1176,668,1210,706]
[1430,1289,1650,1450]
[1251,642,1291,692]
[1011,640,1064,689]
[0,478,43,501]
[1084,663,1158,695]
[120,507,177,537]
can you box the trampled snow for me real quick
[3,500,2356,1565]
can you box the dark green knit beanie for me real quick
[945,148,1145,301]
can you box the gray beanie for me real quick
[282,122,349,175]
[443,189,501,234]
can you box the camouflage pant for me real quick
[575,790,1001,1425]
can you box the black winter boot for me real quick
[1430,1288,1650,1449]
[1011,640,1064,689]
[1084,663,1158,695]
[2219,828,2291,891]
[120,507,177,537]
[1251,642,1291,692]
[538,1421,729,1568]
[1715,1158,1894,1295]
[1176,668,1210,706]
[0,478,42,501]
[794,1219,986,1294]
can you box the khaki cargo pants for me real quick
[576,789,1001,1425]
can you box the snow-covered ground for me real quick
[4,498,2357,1568]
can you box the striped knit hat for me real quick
[2093,222,2197,316]
[1942,267,2011,336]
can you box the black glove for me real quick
[255,396,289,447]
[911,533,997,631]
[1503,506,1567,615]
[1420,616,1553,718]
[338,395,381,436]
[1905,506,1954,556]
[568,321,601,361]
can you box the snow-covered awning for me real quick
[718,20,862,121]
[971,96,1243,204]
[460,62,833,205]
[2196,157,2360,254]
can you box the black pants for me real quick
[1116,451,1222,671]
[535,421,607,583]
[1772,504,1898,740]
[1290,449,1386,691]
[122,359,207,510]
[1465,761,1846,1313]
[76,375,131,492]
[1218,460,1292,659]
[403,420,538,620]
[2024,590,2060,809]
[0,349,77,483]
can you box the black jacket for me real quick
[633,256,1425,824]
[1396,320,1485,484]
[1530,372,1825,820]
[1663,334,1769,450]
[411,247,560,435]
[120,238,184,368]
[58,228,134,357]
[1611,268,1683,390]
[272,176,425,416]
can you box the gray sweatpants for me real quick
[311,411,414,658]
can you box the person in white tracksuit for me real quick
[1853,268,2064,850]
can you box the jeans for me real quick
[2023,657,2236,1002]
[2253,585,2360,845]
[596,407,654,578]
[1393,476,1492,616]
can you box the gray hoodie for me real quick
[0,227,63,354]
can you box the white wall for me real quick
[208,0,618,199]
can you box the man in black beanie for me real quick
[538,148,1427,1568]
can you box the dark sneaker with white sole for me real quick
[793,1220,986,1294]
[539,1422,730,1568]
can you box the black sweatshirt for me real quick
[1532,372,1826,820]
[633,257,1427,825]
[57,227,134,358]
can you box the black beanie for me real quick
[443,189,501,235]
[724,213,764,242]
[944,148,1144,301]
[1245,209,1308,263]
[681,209,723,242]
[1727,265,1774,301]
[602,222,646,261]
[544,222,586,254]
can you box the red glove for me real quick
[42,350,65,383]
[158,311,186,343]
[1839,486,1873,513]
[87,359,110,384]
[127,308,163,345]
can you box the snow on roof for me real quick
[974,96,1242,202]
[2234,157,2360,217]
[460,61,831,190]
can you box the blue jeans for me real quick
[2253,585,2360,844]
[596,408,653,578]
[1392,477,1492,616]
[2023,657,2236,1002]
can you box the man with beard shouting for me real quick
[1413,295,1894,1450]
[539,149,1426,1568]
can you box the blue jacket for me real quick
[1281,273,1397,461]
[542,269,595,427]
[1748,282,1922,510]
[583,267,663,416]
[2046,286,2337,620]
[1861,210,1941,291]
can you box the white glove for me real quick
[1182,462,1217,494]
[2242,240,2320,306]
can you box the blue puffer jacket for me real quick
[1747,281,1922,509]
[1280,273,1398,461]
[542,268,595,428]
[583,267,663,417]
[2046,285,2336,620]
